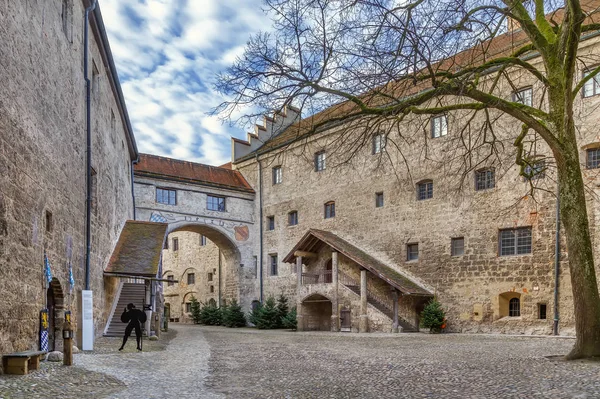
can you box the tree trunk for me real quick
[557,140,600,359]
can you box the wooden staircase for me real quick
[104,283,146,337]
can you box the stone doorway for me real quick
[46,278,65,352]
[340,308,351,332]
[301,294,332,331]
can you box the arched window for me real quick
[509,298,520,317]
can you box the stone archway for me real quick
[300,293,333,331]
[46,278,65,352]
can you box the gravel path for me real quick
[202,326,600,399]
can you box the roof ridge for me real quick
[139,153,239,173]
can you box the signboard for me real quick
[81,290,93,350]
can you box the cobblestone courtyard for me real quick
[2,324,600,398]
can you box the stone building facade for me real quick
[0,0,138,357]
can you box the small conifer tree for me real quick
[282,307,297,330]
[256,296,279,329]
[189,295,202,324]
[276,294,289,327]
[420,298,445,333]
[199,301,222,326]
[222,299,247,327]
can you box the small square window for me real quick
[513,87,533,107]
[45,210,53,233]
[186,303,192,313]
[407,243,419,261]
[451,237,464,256]
[431,115,447,138]
[173,237,179,252]
[207,195,226,212]
[587,148,600,169]
[156,188,176,205]
[315,151,326,171]
[200,235,206,246]
[272,166,282,185]
[288,211,298,226]
[210,285,214,293]
[267,216,275,231]
[167,275,174,287]
[372,134,386,154]
[538,303,547,320]
[375,192,384,208]
[499,227,532,256]
[417,181,433,200]
[270,254,278,276]
[475,169,495,191]
[187,273,195,285]
[582,69,600,98]
[324,202,335,219]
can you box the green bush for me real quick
[255,296,280,329]
[281,307,297,330]
[189,295,202,324]
[276,294,289,328]
[199,302,222,326]
[420,298,445,333]
[222,299,247,328]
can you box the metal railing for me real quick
[301,270,333,285]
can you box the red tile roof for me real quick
[105,221,168,277]
[135,154,254,193]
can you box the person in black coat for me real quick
[118,303,147,351]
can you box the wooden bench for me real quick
[2,351,47,375]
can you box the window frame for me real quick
[498,227,532,256]
[523,159,546,180]
[167,275,174,287]
[431,115,448,138]
[314,151,326,172]
[509,297,521,317]
[475,168,495,191]
[186,303,192,313]
[372,134,386,154]
[375,192,384,208]
[187,273,195,285]
[538,303,547,320]
[451,237,464,257]
[512,87,533,107]
[269,254,278,276]
[267,216,275,231]
[207,195,226,212]
[288,211,298,226]
[582,68,600,98]
[406,243,419,261]
[272,166,282,185]
[586,148,600,169]
[324,201,336,219]
[172,237,179,252]
[156,187,177,205]
[417,180,433,201]
[207,272,213,282]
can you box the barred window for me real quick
[315,151,326,171]
[375,192,384,208]
[207,195,226,212]
[513,87,533,106]
[267,216,275,231]
[509,298,521,317]
[407,243,419,261]
[587,148,600,169]
[475,169,495,191]
[187,273,195,285]
[324,202,336,219]
[270,254,278,276]
[583,70,600,98]
[372,134,386,154]
[288,211,298,226]
[431,115,447,138]
[417,180,433,200]
[272,166,282,184]
[156,188,176,205]
[499,227,532,256]
[451,237,464,256]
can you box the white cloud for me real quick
[101,0,266,165]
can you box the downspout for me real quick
[218,249,222,307]
[553,186,560,335]
[84,0,97,291]
[257,154,264,303]
[131,159,138,220]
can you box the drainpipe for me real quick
[84,0,97,291]
[218,249,222,307]
[553,185,560,335]
[131,159,138,220]
[257,154,264,303]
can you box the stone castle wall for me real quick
[0,0,135,355]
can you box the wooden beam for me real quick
[294,250,318,258]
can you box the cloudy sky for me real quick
[100,0,265,166]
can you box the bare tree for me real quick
[216,0,600,359]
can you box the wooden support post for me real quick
[392,289,399,333]
[296,256,304,331]
[331,251,339,332]
[359,268,368,333]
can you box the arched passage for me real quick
[300,293,332,331]
[46,278,64,352]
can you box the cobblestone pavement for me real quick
[202,326,600,399]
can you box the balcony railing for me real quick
[301,270,333,285]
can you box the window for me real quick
[156,188,176,205]
[207,272,213,282]
[513,87,533,106]
[538,303,547,320]
[45,210,53,233]
[587,148,600,169]
[375,192,384,208]
[267,216,275,231]
[324,202,335,219]
[167,275,174,287]
[524,160,546,180]
[164,238,169,250]
[61,0,73,42]
[288,211,298,226]
[173,237,179,252]
[582,69,600,98]
[186,303,192,313]
[417,180,433,200]
[315,151,326,171]
[451,237,464,256]
[272,166,282,184]
[210,285,215,293]
[407,243,419,261]
[372,134,386,154]
[207,195,226,212]
[499,227,532,256]
[187,273,195,285]
[200,235,206,246]
[475,168,495,191]
[270,254,278,276]
[509,298,521,317]
[431,115,447,138]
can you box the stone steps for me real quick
[104,283,146,337]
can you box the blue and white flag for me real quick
[150,212,167,223]
[68,262,75,293]
[44,253,53,287]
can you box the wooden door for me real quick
[340,309,351,332]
